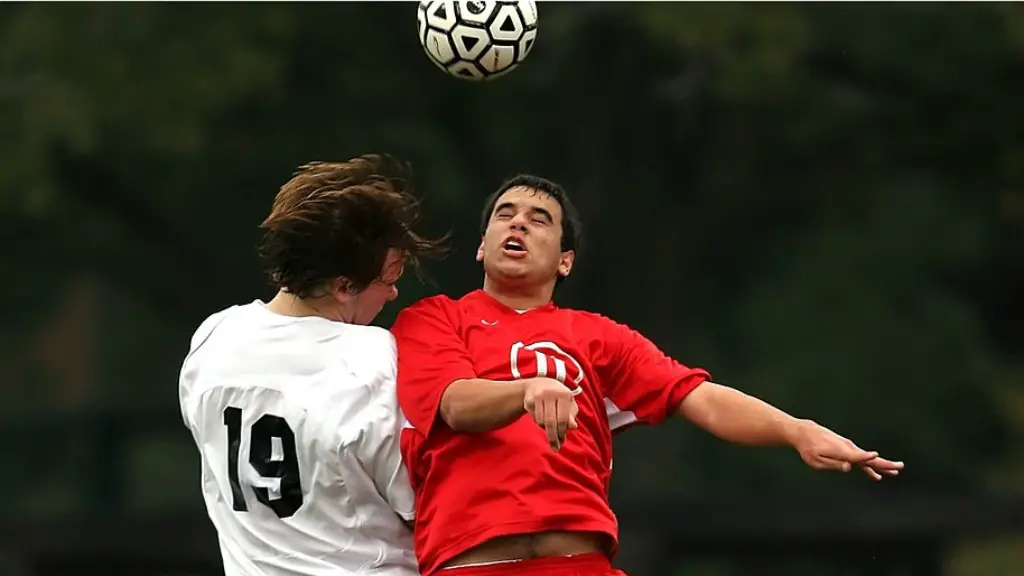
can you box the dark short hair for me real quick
[479,174,582,253]
[258,155,449,298]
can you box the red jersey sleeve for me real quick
[392,296,477,438]
[594,315,711,426]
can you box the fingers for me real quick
[832,439,904,479]
[543,398,560,450]
[809,455,854,472]
[862,457,904,480]
[799,426,905,480]
[820,447,878,464]
[818,440,878,464]
[861,465,883,481]
[532,398,545,428]
[530,398,577,450]
[806,451,905,481]
[522,380,580,451]
[860,463,902,481]
[541,397,578,451]
[549,398,580,449]
[555,396,571,441]
[865,457,905,471]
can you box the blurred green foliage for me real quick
[1,2,1022,574]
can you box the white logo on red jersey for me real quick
[509,341,584,395]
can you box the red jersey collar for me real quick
[464,289,557,317]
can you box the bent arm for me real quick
[677,381,807,446]
[440,378,529,433]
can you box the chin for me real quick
[489,263,531,280]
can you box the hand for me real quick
[523,377,580,451]
[790,420,904,481]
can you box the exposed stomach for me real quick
[441,530,611,568]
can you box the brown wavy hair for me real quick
[259,154,450,297]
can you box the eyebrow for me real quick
[494,202,554,222]
[493,201,517,214]
[532,206,554,222]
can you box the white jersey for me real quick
[179,301,416,576]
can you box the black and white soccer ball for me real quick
[417,0,538,81]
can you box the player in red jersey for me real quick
[392,175,904,576]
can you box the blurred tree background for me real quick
[0,2,1022,575]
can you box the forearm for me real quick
[439,378,528,432]
[678,382,806,446]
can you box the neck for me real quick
[264,290,354,323]
[482,276,555,311]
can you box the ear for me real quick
[557,250,575,278]
[330,277,358,301]
[475,238,485,262]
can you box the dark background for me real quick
[1,2,1022,575]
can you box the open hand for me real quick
[523,377,580,451]
[791,420,904,481]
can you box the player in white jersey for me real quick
[179,156,449,576]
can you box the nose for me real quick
[509,211,529,230]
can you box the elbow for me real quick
[440,407,486,433]
[438,394,481,433]
[683,404,720,435]
[439,402,471,432]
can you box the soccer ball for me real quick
[417,0,538,81]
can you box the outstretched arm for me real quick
[593,315,903,480]
[676,381,804,447]
[677,381,904,480]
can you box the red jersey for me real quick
[392,290,710,575]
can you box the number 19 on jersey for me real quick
[223,406,304,518]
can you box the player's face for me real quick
[477,186,574,287]
[347,248,405,325]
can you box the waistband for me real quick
[441,553,611,574]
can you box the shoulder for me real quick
[346,323,396,352]
[393,294,463,334]
[560,307,625,334]
[338,324,398,377]
[321,330,405,452]
[556,308,633,362]
[186,305,241,355]
[397,294,458,318]
[178,304,251,427]
[306,327,401,440]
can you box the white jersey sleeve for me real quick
[179,307,233,431]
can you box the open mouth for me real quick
[503,239,526,252]
[501,237,528,257]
